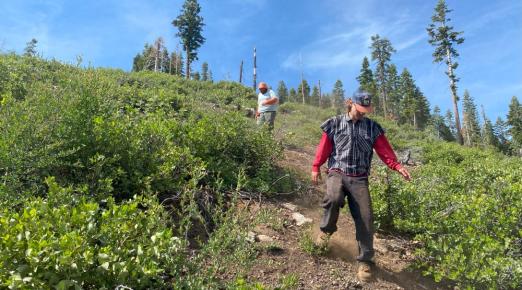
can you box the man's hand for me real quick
[398,167,411,181]
[311,171,322,185]
[255,110,260,119]
[262,98,278,106]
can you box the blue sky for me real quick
[1,0,521,121]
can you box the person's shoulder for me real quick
[364,117,379,125]
[321,115,343,127]
[326,114,344,123]
[364,117,385,133]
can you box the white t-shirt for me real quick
[258,90,278,113]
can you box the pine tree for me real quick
[23,38,38,57]
[201,62,209,81]
[445,109,456,139]
[288,88,298,103]
[427,0,465,144]
[356,57,374,91]
[370,34,396,117]
[356,56,379,114]
[155,38,163,72]
[414,86,431,130]
[132,39,171,73]
[321,93,332,109]
[172,0,205,79]
[385,64,401,120]
[132,43,156,72]
[432,106,455,141]
[297,80,310,104]
[191,71,201,80]
[480,105,498,148]
[507,96,522,147]
[398,68,416,127]
[277,81,288,104]
[311,85,321,107]
[462,90,481,146]
[160,48,170,73]
[493,117,510,153]
[170,51,185,77]
[132,53,145,72]
[332,80,345,109]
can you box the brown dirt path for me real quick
[241,146,451,290]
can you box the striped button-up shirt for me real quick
[320,114,384,175]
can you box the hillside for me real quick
[1,54,521,289]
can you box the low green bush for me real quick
[0,53,279,288]
[0,178,187,289]
[371,143,522,288]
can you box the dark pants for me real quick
[320,171,374,262]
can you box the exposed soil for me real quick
[239,146,451,290]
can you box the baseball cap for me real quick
[353,89,373,113]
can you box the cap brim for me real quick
[355,104,373,113]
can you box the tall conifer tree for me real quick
[311,85,321,107]
[173,0,205,79]
[507,96,522,146]
[356,57,379,114]
[332,80,345,109]
[385,64,401,120]
[370,34,395,117]
[277,81,288,104]
[427,0,465,144]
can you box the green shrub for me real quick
[0,53,281,288]
[370,143,522,288]
[0,179,187,289]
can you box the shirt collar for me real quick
[344,113,354,123]
[345,113,366,124]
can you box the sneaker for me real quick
[357,261,373,283]
[314,231,331,248]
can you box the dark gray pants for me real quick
[320,171,374,262]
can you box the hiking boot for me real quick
[357,261,373,283]
[314,231,331,248]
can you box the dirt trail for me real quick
[242,146,450,290]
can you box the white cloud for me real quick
[118,1,176,46]
[395,33,426,51]
[464,1,522,35]
[281,7,425,71]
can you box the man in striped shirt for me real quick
[311,89,411,283]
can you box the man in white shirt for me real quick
[256,82,279,131]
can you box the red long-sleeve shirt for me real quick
[312,132,402,173]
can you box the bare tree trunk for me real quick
[463,112,471,146]
[446,47,463,145]
[378,66,388,117]
[300,76,305,104]
[481,104,488,146]
[318,80,322,107]
[253,47,257,90]
[154,41,160,72]
[186,44,190,79]
[169,55,173,74]
[174,53,178,75]
[300,54,305,104]
[239,60,243,84]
